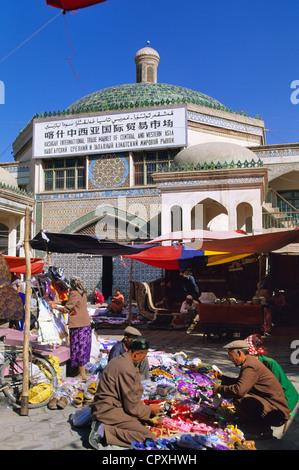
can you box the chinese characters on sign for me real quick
[33,107,187,158]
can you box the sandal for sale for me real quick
[87,382,97,394]
[73,391,84,407]
[84,391,94,403]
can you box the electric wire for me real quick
[0,11,62,65]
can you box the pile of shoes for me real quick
[72,380,98,408]
[48,395,68,410]
[47,378,98,410]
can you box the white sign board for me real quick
[33,106,187,158]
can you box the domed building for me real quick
[66,45,227,114]
[174,141,260,167]
[3,45,299,298]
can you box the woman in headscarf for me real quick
[94,288,104,305]
[245,334,299,412]
[49,276,91,381]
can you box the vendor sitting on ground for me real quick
[245,334,299,412]
[89,338,163,449]
[180,294,198,325]
[94,288,104,306]
[106,288,124,314]
[108,326,150,380]
[179,295,201,334]
[213,340,290,440]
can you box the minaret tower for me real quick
[135,42,160,84]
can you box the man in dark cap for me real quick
[108,326,150,380]
[212,340,290,440]
[89,338,163,449]
[245,334,299,412]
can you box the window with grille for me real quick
[278,190,299,211]
[43,157,86,191]
[133,149,178,186]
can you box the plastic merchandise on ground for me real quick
[65,336,256,450]
[88,331,116,373]
[24,362,54,404]
[131,430,256,451]
[62,375,99,406]
[46,355,63,385]
[29,383,53,404]
[136,351,255,451]
[71,406,92,427]
[89,303,143,327]
[43,335,115,409]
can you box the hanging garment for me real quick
[35,274,56,301]
[52,312,69,344]
[37,298,61,346]
[0,255,24,321]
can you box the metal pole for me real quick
[20,206,32,416]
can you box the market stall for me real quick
[123,228,299,328]
[68,334,256,450]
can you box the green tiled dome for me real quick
[67,83,227,114]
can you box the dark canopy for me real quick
[30,232,153,256]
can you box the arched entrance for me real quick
[170,205,182,232]
[191,198,228,231]
[237,202,253,233]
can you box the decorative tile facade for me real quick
[88,154,129,189]
[38,192,161,234]
[50,253,103,299]
[266,162,299,181]
[254,148,299,159]
[50,249,163,300]
[156,176,265,189]
[36,187,160,202]
[113,257,163,300]
[187,111,264,136]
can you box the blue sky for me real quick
[1,0,299,163]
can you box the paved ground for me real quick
[0,324,298,451]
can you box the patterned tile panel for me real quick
[187,111,263,136]
[88,154,129,189]
[254,148,299,159]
